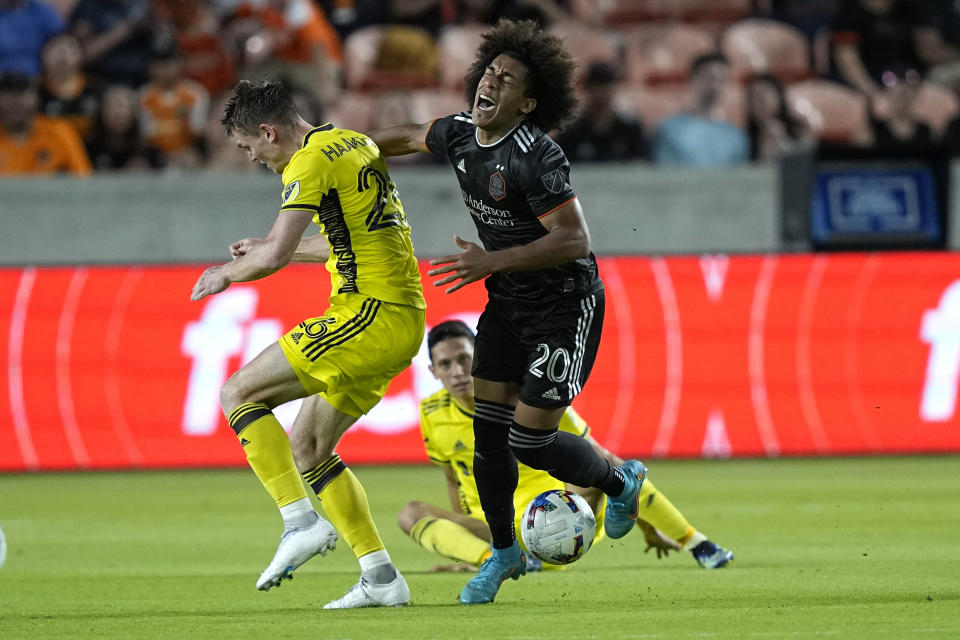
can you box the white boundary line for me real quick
[748,256,780,456]
[105,268,144,464]
[845,255,883,449]
[56,267,90,467]
[8,267,38,469]
[650,258,682,458]
[797,256,830,453]
[600,260,636,453]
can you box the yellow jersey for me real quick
[280,124,425,309]
[419,388,589,522]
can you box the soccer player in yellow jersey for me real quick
[397,321,734,571]
[190,80,425,608]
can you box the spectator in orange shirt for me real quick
[155,0,236,96]
[139,45,209,168]
[227,0,342,104]
[0,71,92,175]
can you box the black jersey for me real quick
[425,112,604,302]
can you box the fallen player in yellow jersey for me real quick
[398,320,734,571]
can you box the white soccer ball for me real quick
[520,490,596,565]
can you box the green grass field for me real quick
[1,457,958,639]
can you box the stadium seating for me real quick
[408,88,471,122]
[342,26,382,90]
[547,22,621,79]
[623,23,717,86]
[786,80,869,143]
[343,25,438,91]
[592,0,750,25]
[592,0,672,24]
[675,0,752,23]
[721,19,812,83]
[615,85,688,131]
[323,91,374,133]
[437,25,486,90]
[323,88,468,136]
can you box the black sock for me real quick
[472,399,519,549]
[509,422,625,497]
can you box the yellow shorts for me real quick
[278,293,426,417]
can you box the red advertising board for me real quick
[1,253,959,471]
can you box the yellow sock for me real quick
[410,516,491,566]
[303,455,384,559]
[637,478,697,544]
[227,402,307,508]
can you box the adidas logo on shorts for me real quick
[541,387,561,401]
[291,331,304,344]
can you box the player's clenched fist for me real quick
[191,264,230,301]
[230,237,261,259]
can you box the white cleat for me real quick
[256,517,338,591]
[322,573,411,609]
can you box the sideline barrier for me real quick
[2,253,959,471]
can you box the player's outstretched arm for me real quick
[367,122,433,157]
[442,465,465,514]
[636,519,682,558]
[190,209,314,301]
[428,199,591,293]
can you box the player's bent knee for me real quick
[219,376,242,412]
[219,371,259,412]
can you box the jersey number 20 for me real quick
[529,343,571,383]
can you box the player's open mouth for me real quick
[477,94,496,112]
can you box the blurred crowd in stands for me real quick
[5,0,960,175]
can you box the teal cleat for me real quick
[460,541,526,604]
[604,460,647,539]
[525,553,543,573]
[691,540,734,569]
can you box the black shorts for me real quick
[472,290,605,409]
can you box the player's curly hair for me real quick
[221,80,299,136]
[463,19,578,133]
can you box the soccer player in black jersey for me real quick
[368,19,648,604]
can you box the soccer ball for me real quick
[520,490,596,565]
